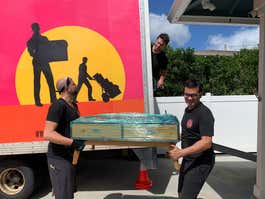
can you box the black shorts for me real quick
[178,156,215,199]
[47,157,76,199]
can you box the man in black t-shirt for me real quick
[169,79,215,199]
[151,33,169,96]
[44,77,84,199]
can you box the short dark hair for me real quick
[184,79,203,93]
[157,33,170,45]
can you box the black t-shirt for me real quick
[181,102,214,162]
[46,98,80,161]
[151,45,168,81]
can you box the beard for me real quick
[68,88,78,102]
[72,89,78,102]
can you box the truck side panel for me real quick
[0,0,149,145]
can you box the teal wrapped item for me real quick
[71,113,179,143]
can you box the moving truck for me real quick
[0,1,258,198]
[0,0,154,198]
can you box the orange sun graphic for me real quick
[16,26,125,105]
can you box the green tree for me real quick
[156,48,258,96]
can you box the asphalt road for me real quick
[30,150,256,199]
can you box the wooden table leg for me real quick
[173,159,181,170]
[169,145,181,171]
[72,150,80,165]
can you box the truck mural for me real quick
[0,0,146,144]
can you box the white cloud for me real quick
[149,13,191,47]
[207,27,259,51]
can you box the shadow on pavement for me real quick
[103,193,203,199]
[30,152,257,199]
[76,151,174,195]
[31,150,174,198]
[206,159,256,199]
[104,193,178,199]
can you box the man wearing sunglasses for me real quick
[44,77,84,199]
[169,79,215,199]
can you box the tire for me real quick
[0,160,35,199]
[102,92,110,102]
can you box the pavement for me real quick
[31,151,256,199]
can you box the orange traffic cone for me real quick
[135,169,152,189]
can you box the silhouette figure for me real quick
[76,57,96,101]
[27,23,56,106]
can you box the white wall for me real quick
[156,95,258,152]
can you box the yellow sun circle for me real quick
[16,26,125,105]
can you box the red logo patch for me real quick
[186,119,193,128]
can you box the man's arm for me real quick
[43,121,73,146]
[80,65,93,80]
[157,69,167,89]
[87,74,94,80]
[169,136,212,160]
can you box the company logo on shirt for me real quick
[186,119,193,128]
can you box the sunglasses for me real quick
[184,93,199,98]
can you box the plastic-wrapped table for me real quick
[70,113,180,165]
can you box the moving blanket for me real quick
[70,113,179,143]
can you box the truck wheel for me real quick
[0,161,35,199]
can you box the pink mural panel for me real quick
[0,0,143,105]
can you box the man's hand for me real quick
[168,145,183,161]
[157,78,164,89]
[71,140,85,151]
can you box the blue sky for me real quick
[149,0,259,51]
